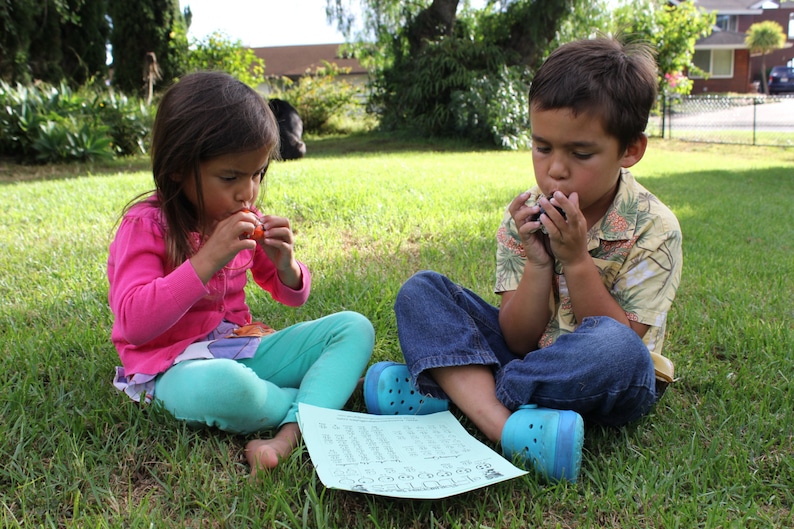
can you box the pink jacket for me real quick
[107,199,311,377]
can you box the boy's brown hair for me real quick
[529,37,658,152]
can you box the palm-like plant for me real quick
[745,21,787,95]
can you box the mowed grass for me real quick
[0,135,792,528]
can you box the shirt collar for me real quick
[587,168,638,250]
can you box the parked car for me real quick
[768,66,794,94]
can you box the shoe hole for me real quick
[409,390,415,395]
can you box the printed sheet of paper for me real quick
[297,403,527,499]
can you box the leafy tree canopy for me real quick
[612,0,715,96]
[325,0,610,147]
[1,0,109,86]
[185,32,265,89]
[107,0,188,95]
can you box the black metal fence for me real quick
[648,94,794,148]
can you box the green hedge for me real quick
[0,81,153,164]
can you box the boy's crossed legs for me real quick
[369,270,659,482]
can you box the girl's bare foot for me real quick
[245,423,301,475]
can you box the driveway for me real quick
[667,96,794,132]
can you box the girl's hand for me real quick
[508,192,553,269]
[257,215,302,288]
[190,211,259,283]
[256,215,295,270]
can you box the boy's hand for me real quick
[539,192,589,269]
[508,192,554,268]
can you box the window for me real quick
[715,14,737,32]
[691,49,734,78]
[789,13,794,40]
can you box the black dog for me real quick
[269,98,306,160]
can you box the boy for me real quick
[364,37,683,483]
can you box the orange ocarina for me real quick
[241,209,265,241]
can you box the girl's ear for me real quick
[620,134,648,169]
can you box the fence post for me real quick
[752,98,757,146]
[666,95,672,140]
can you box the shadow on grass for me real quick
[0,154,151,184]
[301,130,498,158]
[0,132,499,183]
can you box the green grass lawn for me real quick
[1,135,792,528]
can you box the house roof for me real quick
[251,44,366,78]
[693,0,771,14]
[696,29,750,48]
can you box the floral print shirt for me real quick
[495,169,683,356]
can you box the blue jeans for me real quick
[394,271,658,427]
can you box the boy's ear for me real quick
[620,134,648,168]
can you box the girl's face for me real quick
[180,146,270,230]
[529,107,645,228]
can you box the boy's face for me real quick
[529,107,645,224]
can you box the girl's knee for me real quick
[158,359,267,408]
[156,360,295,434]
[324,311,375,365]
[329,311,375,345]
[339,310,374,333]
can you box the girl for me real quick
[107,71,374,474]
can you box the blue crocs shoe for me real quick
[364,361,449,415]
[501,404,584,483]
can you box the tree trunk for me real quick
[761,54,768,95]
[503,0,575,68]
[406,0,459,54]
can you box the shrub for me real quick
[450,64,531,150]
[274,62,363,134]
[0,81,151,163]
[98,92,153,156]
[370,36,531,148]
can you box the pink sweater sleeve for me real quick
[249,248,312,307]
[108,214,209,346]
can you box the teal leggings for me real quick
[153,311,374,435]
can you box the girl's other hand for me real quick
[257,215,295,268]
[257,215,302,289]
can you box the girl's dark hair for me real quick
[529,37,658,152]
[127,71,280,269]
